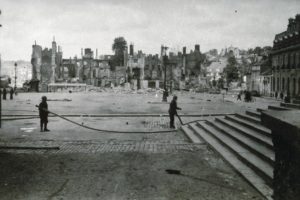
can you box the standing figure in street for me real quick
[280,92,284,101]
[275,91,278,99]
[10,88,14,100]
[3,88,7,100]
[237,91,242,101]
[39,96,50,132]
[168,95,181,129]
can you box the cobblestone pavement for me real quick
[0,139,205,154]
[0,141,264,200]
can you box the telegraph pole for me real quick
[0,9,2,128]
[162,46,169,102]
[14,62,17,91]
[0,54,2,128]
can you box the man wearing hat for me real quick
[168,95,181,128]
[39,96,50,132]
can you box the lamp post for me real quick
[162,46,169,102]
[0,54,2,128]
[14,62,17,91]
[0,10,2,128]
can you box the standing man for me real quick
[9,88,14,100]
[168,95,181,129]
[275,91,278,99]
[3,88,6,100]
[280,92,284,101]
[237,91,242,101]
[38,96,50,132]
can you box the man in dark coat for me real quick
[10,88,14,100]
[168,95,181,128]
[280,92,284,100]
[3,88,7,100]
[39,96,50,132]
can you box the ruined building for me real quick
[58,48,112,87]
[168,44,207,90]
[31,38,207,91]
[31,38,62,92]
[126,44,146,89]
[125,43,207,90]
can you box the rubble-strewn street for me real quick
[1,1,299,199]
[0,91,280,199]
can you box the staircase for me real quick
[181,109,275,200]
[181,100,300,199]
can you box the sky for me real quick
[0,0,299,61]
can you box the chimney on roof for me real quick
[183,47,186,55]
[130,43,134,56]
[288,18,294,32]
[295,14,300,31]
[96,49,98,59]
[195,44,200,52]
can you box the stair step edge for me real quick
[208,120,275,164]
[216,117,273,148]
[181,125,203,144]
[189,122,273,200]
[198,121,273,180]
[225,115,271,135]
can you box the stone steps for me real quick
[257,108,266,113]
[246,110,261,119]
[207,119,274,165]
[181,126,203,144]
[198,121,273,183]
[181,109,275,200]
[225,115,271,137]
[292,99,300,104]
[280,102,300,109]
[268,105,290,111]
[215,117,273,149]
[183,122,273,200]
[235,113,261,124]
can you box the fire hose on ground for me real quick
[35,105,205,134]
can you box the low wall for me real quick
[261,110,300,200]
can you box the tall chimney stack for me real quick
[195,44,200,52]
[130,43,134,56]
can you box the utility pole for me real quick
[14,62,17,91]
[162,45,169,102]
[0,54,2,128]
[0,9,2,128]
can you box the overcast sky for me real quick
[0,0,299,61]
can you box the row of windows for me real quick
[272,77,300,94]
[272,51,300,69]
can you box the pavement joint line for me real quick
[2,113,235,118]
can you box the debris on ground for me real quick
[48,98,72,102]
